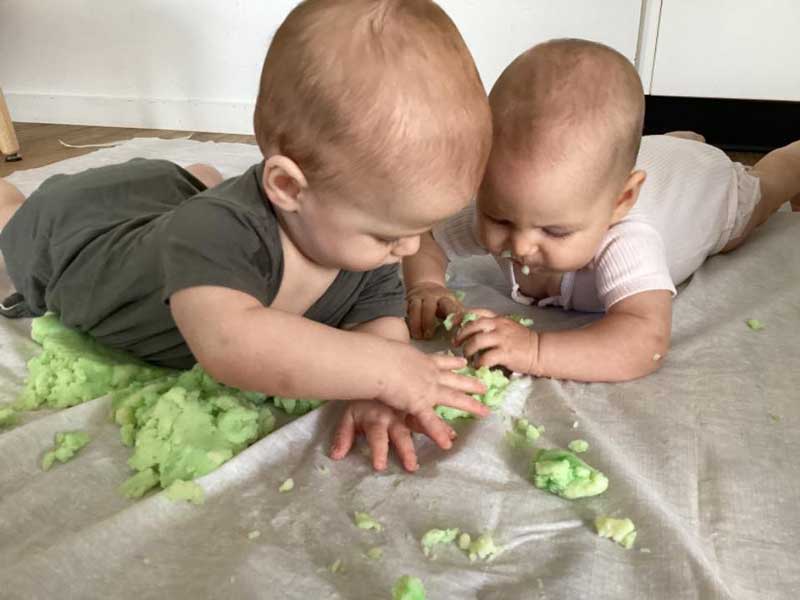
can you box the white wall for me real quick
[0,0,641,134]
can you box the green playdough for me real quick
[41,430,90,470]
[0,406,17,428]
[165,479,205,504]
[452,290,466,302]
[16,314,169,411]
[442,311,479,332]
[435,365,510,421]
[392,575,427,600]
[746,319,765,331]
[506,314,534,327]
[595,516,637,549]
[506,417,542,448]
[271,396,324,415]
[113,366,276,498]
[568,439,589,453]
[278,478,294,493]
[468,533,501,562]
[365,547,383,561]
[421,528,459,557]
[458,532,471,550]
[354,511,383,532]
[530,448,609,499]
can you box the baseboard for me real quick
[644,95,800,152]
[5,92,255,135]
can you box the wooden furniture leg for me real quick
[0,88,22,162]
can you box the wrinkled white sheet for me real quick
[1,138,798,600]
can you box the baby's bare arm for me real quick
[534,290,672,382]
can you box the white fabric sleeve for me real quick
[593,221,677,309]
[431,203,486,259]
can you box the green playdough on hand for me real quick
[421,528,459,557]
[435,365,510,421]
[746,319,765,331]
[452,290,466,302]
[530,448,608,499]
[41,430,90,470]
[442,311,480,332]
[354,511,383,532]
[595,516,637,549]
[16,314,170,411]
[165,479,205,504]
[0,406,17,428]
[568,439,589,453]
[271,396,324,415]
[506,314,534,327]
[392,575,427,600]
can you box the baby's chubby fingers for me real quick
[406,297,425,340]
[329,408,356,461]
[364,422,391,471]
[453,317,497,346]
[412,408,457,450]
[421,297,440,339]
[388,421,419,472]
[461,331,501,361]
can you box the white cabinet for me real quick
[646,0,800,101]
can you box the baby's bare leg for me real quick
[0,178,25,230]
[722,140,800,252]
[185,163,223,189]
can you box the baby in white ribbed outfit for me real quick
[403,38,800,382]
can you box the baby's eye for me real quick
[376,236,399,245]
[543,228,573,239]
[488,215,512,226]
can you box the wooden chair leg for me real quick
[0,88,22,162]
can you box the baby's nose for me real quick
[511,233,538,258]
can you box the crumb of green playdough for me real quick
[506,314,534,327]
[468,533,501,562]
[500,250,512,258]
[271,396,324,415]
[41,430,90,470]
[421,528,460,557]
[506,417,542,448]
[392,575,427,600]
[328,559,343,574]
[746,319,765,331]
[165,479,205,504]
[0,406,16,428]
[768,413,781,423]
[442,313,457,332]
[530,448,608,499]
[458,532,471,551]
[354,511,383,532]
[453,290,466,302]
[365,547,384,561]
[595,516,637,549]
[436,365,510,421]
[278,478,294,493]
[567,439,589,453]
[640,547,651,554]
[248,530,261,540]
[521,265,531,275]
[16,314,170,411]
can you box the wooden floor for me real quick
[0,123,256,177]
[0,122,764,178]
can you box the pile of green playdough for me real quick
[41,431,90,470]
[530,448,609,499]
[392,575,427,600]
[11,315,334,499]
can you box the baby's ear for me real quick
[611,170,646,223]
[262,155,308,212]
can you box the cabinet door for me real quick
[651,0,800,101]
[438,0,642,90]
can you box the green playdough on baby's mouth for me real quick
[165,479,205,504]
[435,365,510,421]
[41,430,90,470]
[530,448,608,499]
[595,516,637,549]
[392,575,427,600]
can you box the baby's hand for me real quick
[330,400,434,472]
[378,346,489,449]
[454,315,538,374]
[406,282,462,340]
